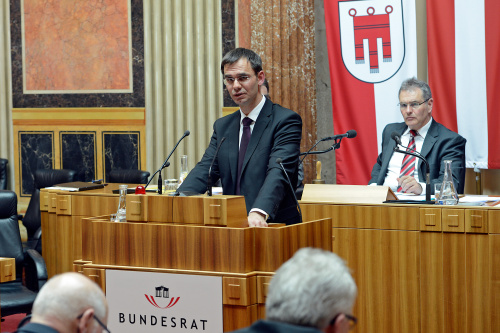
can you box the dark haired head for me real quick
[221,48,263,75]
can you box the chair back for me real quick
[0,190,24,280]
[108,169,150,184]
[0,158,7,190]
[23,169,76,239]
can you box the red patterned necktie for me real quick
[236,117,252,195]
[397,130,418,192]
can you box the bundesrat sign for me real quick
[106,270,223,332]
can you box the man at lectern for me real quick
[231,248,358,333]
[178,48,302,227]
[369,77,466,195]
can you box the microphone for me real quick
[299,129,357,160]
[391,132,432,203]
[145,130,190,194]
[276,158,302,223]
[207,137,226,196]
[322,129,357,141]
[390,131,402,146]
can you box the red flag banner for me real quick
[324,0,417,184]
[427,0,500,169]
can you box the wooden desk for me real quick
[40,187,332,331]
[301,201,500,333]
[0,257,16,330]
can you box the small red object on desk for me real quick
[135,186,146,195]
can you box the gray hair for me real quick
[265,248,357,329]
[220,48,263,75]
[399,77,432,100]
[32,272,107,328]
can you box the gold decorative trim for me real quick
[12,108,145,125]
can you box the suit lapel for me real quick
[224,112,241,188]
[420,120,438,158]
[379,123,406,183]
[241,100,272,173]
[417,119,438,176]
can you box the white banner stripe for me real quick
[374,0,417,154]
[455,0,489,169]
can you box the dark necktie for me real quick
[397,130,418,192]
[236,117,252,195]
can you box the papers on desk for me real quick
[395,193,428,201]
[458,195,500,206]
[394,194,500,206]
[45,186,79,192]
[45,182,106,191]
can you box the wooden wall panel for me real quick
[248,0,317,183]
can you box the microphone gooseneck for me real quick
[276,158,302,223]
[145,130,190,194]
[207,137,226,196]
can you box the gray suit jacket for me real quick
[369,119,466,193]
[178,98,302,224]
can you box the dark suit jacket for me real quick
[178,98,302,224]
[369,119,467,193]
[230,320,322,333]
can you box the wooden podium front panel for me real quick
[333,228,420,333]
[465,234,490,332]
[82,221,256,273]
[492,235,500,330]
[254,219,332,272]
[223,304,258,332]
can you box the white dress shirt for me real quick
[383,118,433,194]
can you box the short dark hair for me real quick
[220,48,263,75]
[399,77,432,100]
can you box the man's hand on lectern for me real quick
[248,211,268,227]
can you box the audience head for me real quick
[31,272,109,333]
[265,248,357,333]
[398,77,433,131]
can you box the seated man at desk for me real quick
[369,77,466,194]
[178,48,302,227]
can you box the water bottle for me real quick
[437,160,459,205]
[178,155,189,188]
[115,184,128,222]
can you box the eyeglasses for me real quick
[398,98,430,110]
[223,75,253,86]
[330,313,357,330]
[77,313,111,333]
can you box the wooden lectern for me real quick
[40,185,332,331]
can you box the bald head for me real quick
[31,272,108,332]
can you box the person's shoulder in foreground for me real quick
[232,319,324,333]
